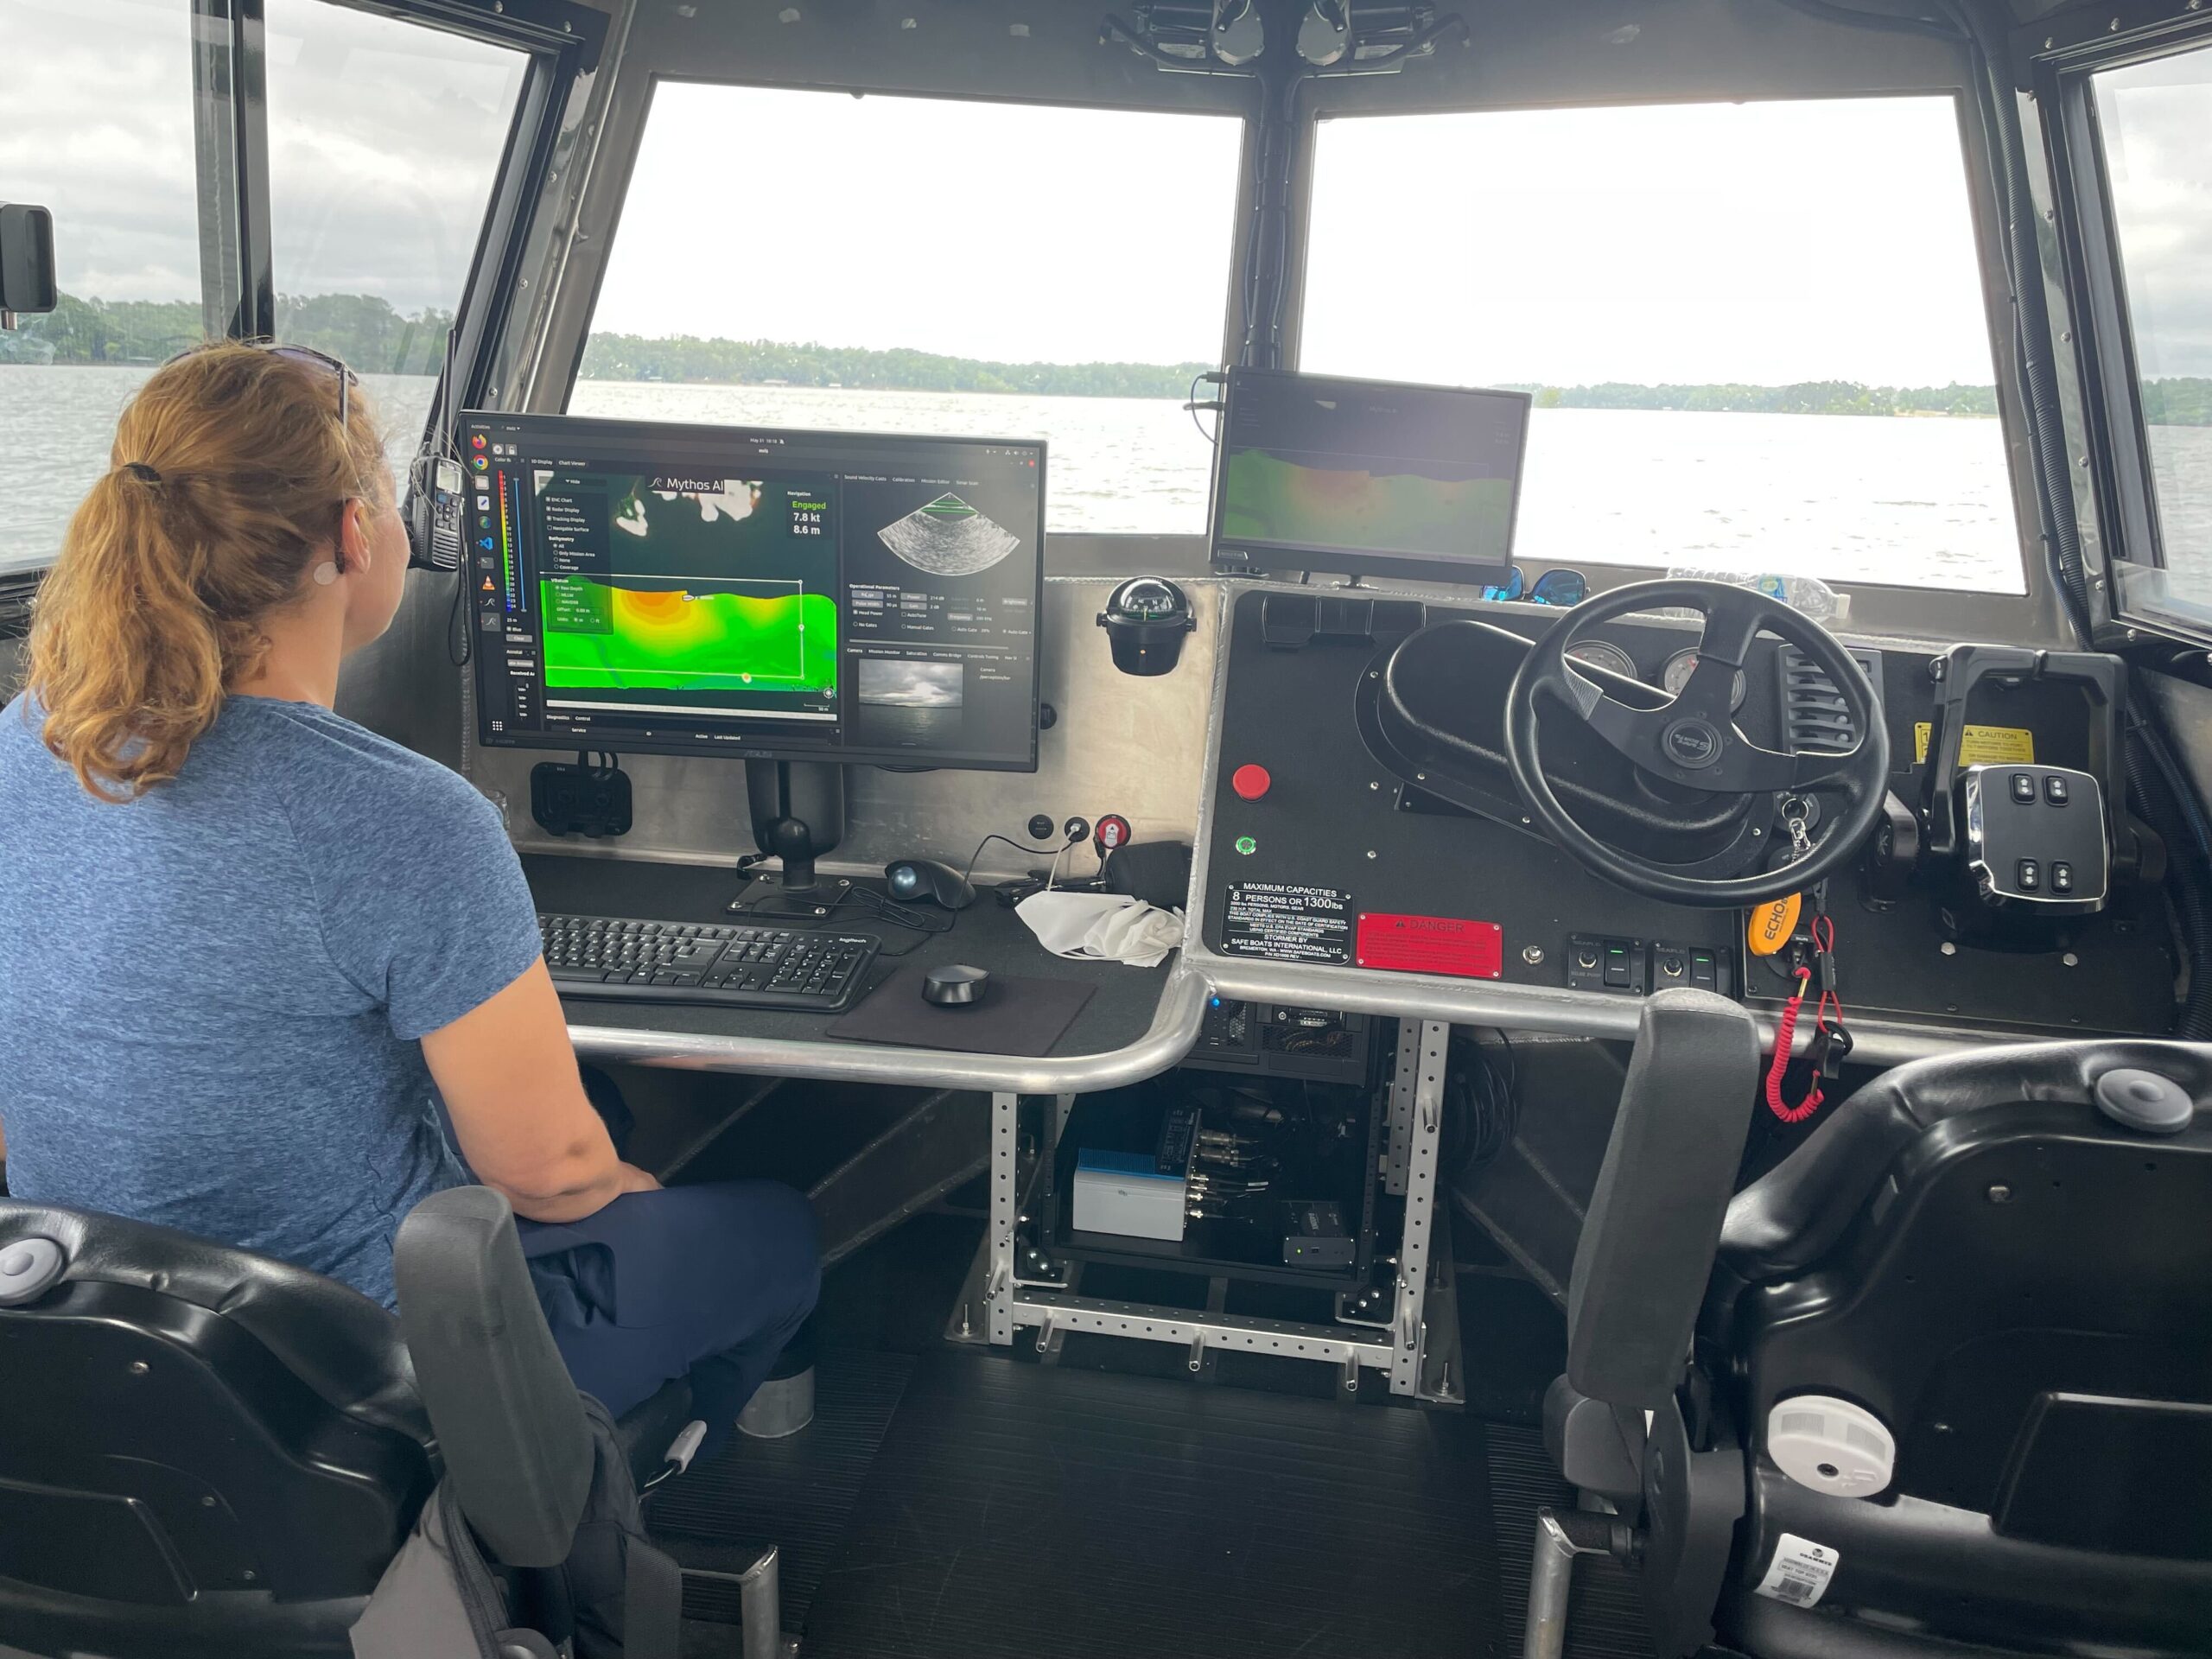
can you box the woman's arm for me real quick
[422,960,658,1222]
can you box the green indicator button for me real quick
[1234,836,1258,856]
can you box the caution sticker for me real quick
[1913,721,2036,767]
[1753,1534,1839,1609]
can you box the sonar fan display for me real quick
[876,493,1022,576]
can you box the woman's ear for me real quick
[336,499,372,576]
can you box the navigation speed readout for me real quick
[463,412,1046,772]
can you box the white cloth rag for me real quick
[1015,891,1185,969]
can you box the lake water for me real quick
[6,363,2202,596]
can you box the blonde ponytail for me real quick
[26,342,391,799]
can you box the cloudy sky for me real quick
[2095,44,2212,384]
[589,83,1247,364]
[3,0,521,319]
[3,5,2203,387]
[1303,96,2008,388]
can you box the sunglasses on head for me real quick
[259,343,356,428]
[168,340,357,427]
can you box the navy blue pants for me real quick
[512,1079,820,1435]
[518,1183,819,1438]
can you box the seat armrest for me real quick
[1567,988,1759,1409]
[1544,1375,1645,1502]
[394,1185,594,1570]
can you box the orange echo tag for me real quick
[1748,893,1803,957]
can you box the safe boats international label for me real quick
[1754,1535,1839,1608]
[1222,884,1353,963]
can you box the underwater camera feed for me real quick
[1215,371,1528,571]
[1217,448,1516,563]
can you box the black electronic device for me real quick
[885,855,977,910]
[1916,645,2152,911]
[1959,764,2110,910]
[406,329,467,574]
[1187,998,1375,1084]
[1048,1073,1383,1287]
[1097,576,1196,675]
[539,912,879,1011]
[0,203,58,325]
[1210,368,1530,583]
[461,410,1046,772]
[921,963,992,1007]
[1280,1200,1356,1268]
[530,755,632,839]
[1101,839,1193,910]
[410,455,467,574]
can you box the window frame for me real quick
[2034,10,2212,643]
[1275,86,2063,639]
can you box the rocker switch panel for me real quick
[1568,935,1649,995]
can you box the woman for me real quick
[0,342,817,1437]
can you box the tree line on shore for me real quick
[6,290,2207,424]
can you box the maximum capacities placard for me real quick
[1222,883,1353,964]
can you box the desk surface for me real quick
[528,855,1203,1092]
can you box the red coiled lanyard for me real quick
[1764,910,1848,1123]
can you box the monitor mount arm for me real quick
[746,760,847,893]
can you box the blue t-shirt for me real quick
[0,693,543,1307]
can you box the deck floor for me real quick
[655,1214,1647,1659]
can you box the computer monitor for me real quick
[462,411,1046,772]
[1210,368,1530,583]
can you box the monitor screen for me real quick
[463,413,1045,772]
[1210,369,1529,582]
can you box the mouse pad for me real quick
[827,963,1096,1056]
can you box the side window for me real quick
[0,0,204,574]
[264,0,529,471]
[1300,98,2021,593]
[2091,44,2212,607]
[573,86,1243,535]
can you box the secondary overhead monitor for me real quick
[462,412,1046,772]
[1210,368,1530,583]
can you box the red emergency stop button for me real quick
[1232,764,1272,801]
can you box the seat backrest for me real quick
[0,1199,433,1614]
[1719,1039,2212,1545]
[392,1185,594,1569]
[1567,988,1760,1409]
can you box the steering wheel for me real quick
[1503,579,1890,906]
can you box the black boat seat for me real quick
[0,1195,692,1659]
[1524,1033,2212,1659]
[1709,1039,2212,1659]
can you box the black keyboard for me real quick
[539,913,881,1012]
